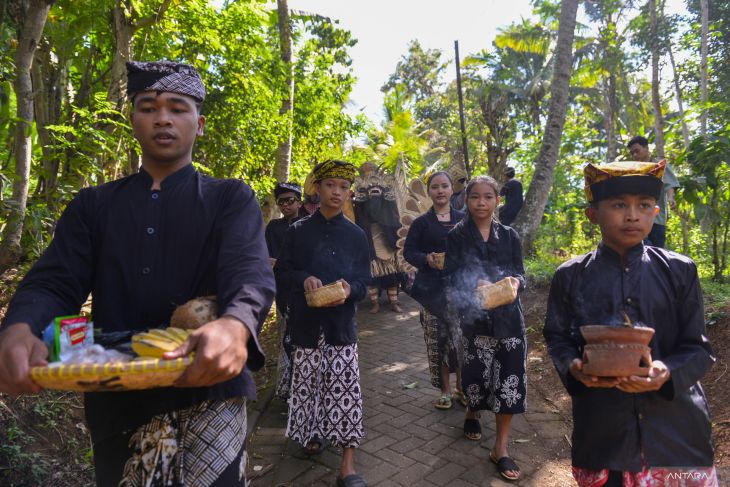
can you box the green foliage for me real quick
[525,253,565,286]
[0,0,364,259]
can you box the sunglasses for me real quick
[277,197,300,206]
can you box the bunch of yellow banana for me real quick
[131,327,191,359]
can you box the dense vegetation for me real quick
[1,0,730,484]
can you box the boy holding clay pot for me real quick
[543,160,717,486]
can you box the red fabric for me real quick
[572,466,719,487]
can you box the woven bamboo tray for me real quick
[432,252,445,270]
[30,357,193,392]
[477,278,517,310]
[305,281,347,307]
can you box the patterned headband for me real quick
[127,60,206,102]
[584,160,666,203]
[312,160,357,183]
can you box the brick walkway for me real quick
[247,294,574,486]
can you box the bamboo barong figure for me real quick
[353,162,405,313]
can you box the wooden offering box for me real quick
[433,252,445,270]
[580,325,655,377]
[305,281,347,307]
[477,278,517,310]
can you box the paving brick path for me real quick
[247,294,574,486]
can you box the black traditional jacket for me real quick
[265,216,300,259]
[444,217,525,338]
[543,242,715,470]
[498,179,523,226]
[1,164,276,442]
[266,215,301,313]
[275,211,371,347]
[403,207,464,317]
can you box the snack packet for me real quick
[51,315,94,362]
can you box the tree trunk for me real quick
[106,0,171,178]
[274,0,293,184]
[649,0,665,159]
[605,73,618,161]
[667,42,690,151]
[0,0,55,272]
[699,0,709,137]
[512,0,579,253]
[31,37,65,200]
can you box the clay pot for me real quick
[580,325,655,377]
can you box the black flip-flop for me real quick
[490,453,521,481]
[305,436,329,455]
[463,418,482,441]
[336,474,368,487]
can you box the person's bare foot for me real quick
[369,302,380,314]
[389,301,402,313]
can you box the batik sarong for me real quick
[286,334,364,448]
[461,335,527,414]
[275,309,293,399]
[120,398,247,487]
[420,309,459,389]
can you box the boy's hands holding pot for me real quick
[615,360,670,393]
[569,358,620,388]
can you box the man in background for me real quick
[499,167,523,227]
[627,135,680,248]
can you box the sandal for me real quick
[336,474,368,487]
[490,452,521,481]
[463,418,482,441]
[434,393,452,410]
[305,436,328,455]
[452,389,468,407]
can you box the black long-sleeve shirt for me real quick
[403,207,464,317]
[444,217,525,338]
[1,164,275,442]
[266,216,301,313]
[498,179,523,226]
[543,242,714,470]
[265,216,300,259]
[274,210,370,347]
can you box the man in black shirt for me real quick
[498,167,523,226]
[0,61,275,486]
[265,182,303,259]
[265,181,303,399]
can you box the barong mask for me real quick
[584,160,665,204]
[353,163,400,228]
[127,61,206,103]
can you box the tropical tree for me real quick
[513,0,580,253]
[0,0,55,272]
